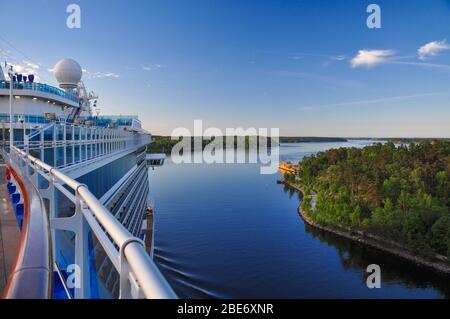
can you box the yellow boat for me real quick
[278,161,300,174]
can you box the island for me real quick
[281,141,450,275]
[147,136,348,154]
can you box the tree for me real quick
[298,140,450,257]
[431,215,450,257]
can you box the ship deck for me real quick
[0,162,20,293]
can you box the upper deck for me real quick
[0,81,79,107]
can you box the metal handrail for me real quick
[1,149,53,299]
[0,81,79,103]
[10,146,176,299]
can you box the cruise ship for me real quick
[0,58,176,299]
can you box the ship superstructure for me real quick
[0,59,175,299]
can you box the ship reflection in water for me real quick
[150,141,449,299]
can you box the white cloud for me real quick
[333,55,346,61]
[0,48,43,80]
[142,64,164,71]
[24,60,39,70]
[391,61,450,71]
[418,40,450,60]
[350,50,395,68]
[299,92,448,110]
[10,63,24,73]
[5,62,41,81]
[48,67,119,80]
[92,72,119,79]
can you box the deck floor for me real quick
[0,162,20,294]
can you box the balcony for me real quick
[0,81,79,103]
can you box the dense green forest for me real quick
[297,141,450,258]
[147,135,275,153]
[279,137,347,143]
[147,136,180,153]
[148,136,348,153]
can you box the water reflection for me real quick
[302,213,450,299]
[151,141,449,299]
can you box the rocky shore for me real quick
[281,180,450,277]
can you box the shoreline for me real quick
[280,180,450,277]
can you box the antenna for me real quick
[7,62,14,147]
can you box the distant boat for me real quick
[278,161,301,174]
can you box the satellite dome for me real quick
[54,58,82,89]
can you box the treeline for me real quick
[147,136,179,153]
[147,136,348,153]
[280,136,347,143]
[298,141,450,258]
[147,135,274,153]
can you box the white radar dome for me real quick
[54,58,82,89]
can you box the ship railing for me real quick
[11,121,152,171]
[7,146,176,299]
[2,119,153,165]
[27,122,55,140]
[1,148,53,299]
[0,81,79,103]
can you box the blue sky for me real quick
[1,0,450,137]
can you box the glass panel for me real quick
[89,231,120,299]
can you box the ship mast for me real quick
[5,63,14,148]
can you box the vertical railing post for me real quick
[79,126,82,162]
[52,123,57,167]
[74,187,92,299]
[115,131,118,152]
[84,126,88,161]
[63,123,67,167]
[40,126,44,161]
[72,125,75,165]
[111,130,114,153]
[88,127,91,160]
[96,128,99,157]
[23,121,29,155]
[42,171,58,265]
[105,129,108,155]
[1,121,5,149]
[119,239,145,299]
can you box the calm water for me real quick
[149,140,449,299]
